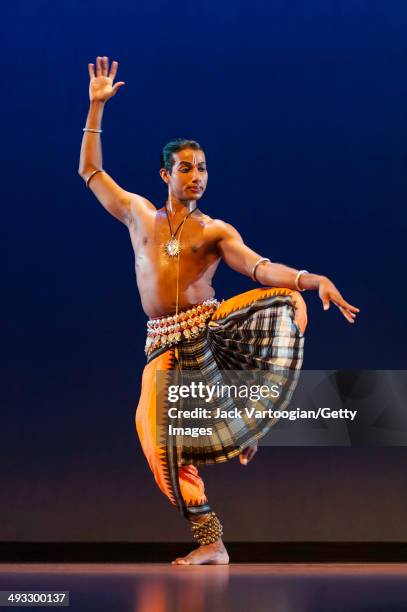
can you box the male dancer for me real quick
[78,56,359,565]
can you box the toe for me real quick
[172,557,190,565]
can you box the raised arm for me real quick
[216,220,360,323]
[78,56,154,226]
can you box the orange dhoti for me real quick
[136,348,212,517]
[135,287,307,519]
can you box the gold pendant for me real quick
[164,238,181,257]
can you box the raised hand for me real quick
[88,56,125,103]
[318,277,360,323]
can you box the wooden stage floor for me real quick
[1,563,407,611]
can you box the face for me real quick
[160,148,208,201]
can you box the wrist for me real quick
[85,100,105,130]
[89,99,105,109]
[298,273,324,291]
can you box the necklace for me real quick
[164,205,198,257]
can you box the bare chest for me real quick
[130,214,218,263]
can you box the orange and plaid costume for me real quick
[135,287,307,519]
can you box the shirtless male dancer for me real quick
[78,56,359,565]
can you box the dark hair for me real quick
[160,138,203,174]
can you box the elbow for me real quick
[78,164,87,178]
[78,165,96,180]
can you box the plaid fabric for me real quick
[153,287,305,467]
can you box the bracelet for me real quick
[294,269,309,292]
[86,168,105,189]
[83,128,103,133]
[251,257,271,282]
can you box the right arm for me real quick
[78,56,154,226]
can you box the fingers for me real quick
[109,60,118,80]
[102,56,108,77]
[321,293,360,323]
[321,291,360,312]
[93,56,121,82]
[339,305,355,323]
[335,304,357,323]
[112,81,125,95]
[333,297,360,313]
[96,56,102,77]
[332,297,360,323]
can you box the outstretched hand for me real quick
[318,277,360,323]
[88,56,125,103]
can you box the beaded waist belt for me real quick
[144,298,221,357]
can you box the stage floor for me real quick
[1,563,407,611]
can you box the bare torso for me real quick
[128,203,223,318]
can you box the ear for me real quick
[159,168,169,184]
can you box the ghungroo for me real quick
[191,512,223,545]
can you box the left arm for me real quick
[216,221,360,323]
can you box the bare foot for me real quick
[172,539,229,565]
[239,442,258,465]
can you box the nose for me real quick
[191,167,201,183]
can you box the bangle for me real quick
[83,128,103,133]
[251,257,271,282]
[294,269,309,292]
[86,168,105,188]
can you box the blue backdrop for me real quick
[2,0,406,542]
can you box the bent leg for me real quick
[135,348,211,516]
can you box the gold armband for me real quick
[251,257,271,282]
[85,168,105,189]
